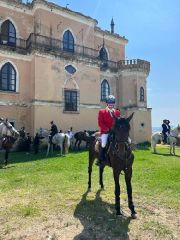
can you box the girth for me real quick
[109,140,133,170]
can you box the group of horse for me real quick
[1,116,180,218]
[0,124,93,165]
[37,128,93,157]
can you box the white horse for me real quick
[151,125,180,155]
[0,120,19,165]
[38,128,70,156]
[0,121,19,138]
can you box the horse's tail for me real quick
[151,132,162,152]
[63,135,69,154]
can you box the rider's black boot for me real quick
[96,147,106,167]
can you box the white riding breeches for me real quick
[101,133,109,148]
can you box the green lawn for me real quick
[0,145,179,239]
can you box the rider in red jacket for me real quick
[97,95,120,166]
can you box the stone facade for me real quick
[0,0,151,143]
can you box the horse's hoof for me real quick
[101,187,105,191]
[131,213,137,219]
[116,213,125,219]
[88,188,91,192]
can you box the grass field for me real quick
[0,145,179,240]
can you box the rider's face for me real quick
[107,103,114,109]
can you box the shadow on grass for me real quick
[0,147,89,167]
[0,164,16,170]
[155,152,180,157]
[0,149,70,166]
[136,146,150,151]
[71,148,89,154]
[74,190,131,240]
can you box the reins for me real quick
[110,138,131,171]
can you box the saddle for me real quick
[94,135,112,166]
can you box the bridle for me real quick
[110,122,132,171]
[2,122,18,139]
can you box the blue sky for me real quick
[26,0,180,127]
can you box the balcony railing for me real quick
[0,33,150,73]
[26,33,99,59]
[0,34,27,53]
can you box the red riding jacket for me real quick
[98,107,120,134]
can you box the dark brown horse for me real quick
[0,121,19,165]
[88,113,137,218]
[74,130,90,150]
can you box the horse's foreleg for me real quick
[85,141,89,149]
[60,144,63,156]
[64,140,69,155]
[74,139,78,150]
[99,166,105,190]
[70,139,74,150]
[46,143,50,156]
[4,149,9,166]
[151,141,156,153]
[88,153,94,191]
[78,140,81,150]
[113,171,121,215]
[170,144,172,155]
[173,144,176,155]
[125,167,137,218]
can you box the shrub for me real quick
[136,141,151,149]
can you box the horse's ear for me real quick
[127,112,134,122]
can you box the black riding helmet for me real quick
[106,95,116,104]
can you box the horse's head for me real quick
[112,113,134,143]
[37,128,49,138]
[12,127,20,138]
[171,124,180,137]
[0,122,19,139]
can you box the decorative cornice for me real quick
[0,99,101,109]
[0,49,33,61]
[95,27,128,45]
[0,99,30,107]
[32,0,98,26]
[122,105,151,111]
[0,0,98,26]
[0,0,32,14]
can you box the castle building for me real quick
[0,0,151,143]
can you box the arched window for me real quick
[99,47,108,61]
[140,87,145,102]
[63,30,74,52]
[0,20,16,46]
[101,80,110,101]
[0,63,16,91]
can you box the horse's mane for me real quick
[170,126,180,137]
